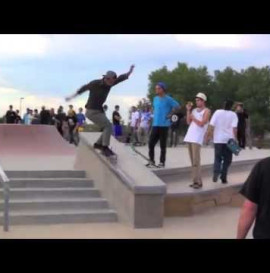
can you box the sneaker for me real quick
[213,173,219,182]
[221,179,228,184]
[101,146,115,157]
[94,143,103,150]
[158,163,165,168]
[145,161,156,168]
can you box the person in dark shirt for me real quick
[66,110,79,145]
[112,105,122,139]
[169,110,183,147]
[50,108,56,125]
[65,65,135,157]
[32,109,40,124]
[5,105,17,124]
[55,106,66,137]
[237,157,270,239]
[15,110,22,124]
[235,103,248,149]
[40,106,51,125]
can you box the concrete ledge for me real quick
[154,159,258,182]
[74,133,166,228]
[165,184,243,216]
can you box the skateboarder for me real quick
[65,65,135,157]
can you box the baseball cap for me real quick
[103,71,117,79]
[196,92,207,102]
[156,82,167,91]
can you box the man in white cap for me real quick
[184,93,211,189]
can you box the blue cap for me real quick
[156,82,167,91]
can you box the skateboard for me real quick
[227,139,241,156]
[130,144,159,168]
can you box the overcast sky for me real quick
[0,34,269,122]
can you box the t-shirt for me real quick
[210,109,238,144]
[66,115,78,128]
[152,95,180,127]
[170,112,183,129]
[140,112,152,128]
[77,113,86,126]
[130,111,140,127]
[24,114,33,125]
[77,74,129,111]
[240,157,270,239]
[112,111,121,126]
[40,110,51,125]
[5,110,17,124]
[237,112,248,130]
[55,112,66,126]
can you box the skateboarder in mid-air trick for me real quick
[65,65,135,157]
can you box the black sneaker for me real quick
[146,161,156,168]
[213,173,219,182]
[101,146,113,157]
[158,163,165,168]
[221,179,228,184]
[94,143,103,150]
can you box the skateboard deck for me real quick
[227,139,241,156]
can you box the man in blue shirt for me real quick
[146,82,180,168]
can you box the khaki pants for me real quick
[187,143,202,184]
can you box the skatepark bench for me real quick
[75,133,166,228]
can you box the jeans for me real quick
[148,127,169,164]
[214,144,233,180]
[86,109,112,146]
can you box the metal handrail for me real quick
[0,165,10,232]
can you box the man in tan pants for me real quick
[184,93,210,189]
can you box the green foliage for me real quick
[147,63,270,136]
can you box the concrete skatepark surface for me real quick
[0,125,267,238]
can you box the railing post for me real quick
[3,182,9,232]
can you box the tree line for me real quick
[145,62,270,137]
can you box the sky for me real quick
[1,34,270,122]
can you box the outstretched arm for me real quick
[65,82,92,102]
[114,65,135,85]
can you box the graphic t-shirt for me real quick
[112,111,121,126]
[140,112,152,128]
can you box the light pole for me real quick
[19,97,24,115]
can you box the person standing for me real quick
[31,109,40,124]
[205,99,238,184]
[15,110,22,124]
[237,157,270,239]
[50,108,56,125]
[184,93,210,189]
[5,105,17,124]
[169,110,183,147]
[55,106,66,137]
[23,108,33,125]
[76,107,86,131]
[66,110,79,145]
[235,103,248,149]
[65,65,135,157]
[146,82,180,168]
[130,106,140,144]
[138,105,152,146]
[40,106,51,125]
[112,105,122,140]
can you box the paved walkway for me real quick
[0,206,251,239]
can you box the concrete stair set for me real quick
[0,171,117,225]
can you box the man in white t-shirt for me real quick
[205,99,238,184]
[130,106,140,144]
[184,93,211,189]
